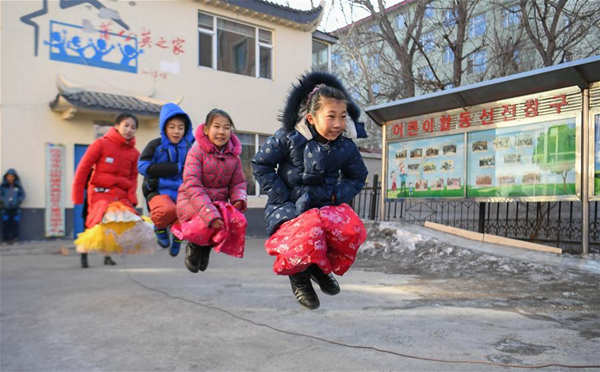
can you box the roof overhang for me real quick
[49,74,177,120]
[312,30,338,44]
[196,0,324,32]
[365,55,600,126]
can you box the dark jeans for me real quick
[2,209,21,242]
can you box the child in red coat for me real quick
[172,109,247,273]
[72,113,157,268]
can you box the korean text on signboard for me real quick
[46,144,66,237]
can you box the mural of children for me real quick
[390,170,397,192]
[118,43,144,67]
[409,182,414,196]
[44,30,68,56]
[88,38,115,62]
[399,161,408,196]
[67,36,90,57]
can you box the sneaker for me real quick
[154,228,170,248]
[104,256,116,266]
[170,237,182,257]
[289,269,320,310]
[185,243,201,273]
[310,264,340,296]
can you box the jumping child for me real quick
[172,109,247,273]
[252,71,368,310]
[72,113,156,268]
[138,103,194,257]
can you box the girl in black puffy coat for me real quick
[252,71,368,310]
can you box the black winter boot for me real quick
[104,256,116,266]
[289,269,320,310]
[81,253,89,268]
[198,246,212,272]
[185,243,201,273]
[310,264,340,295]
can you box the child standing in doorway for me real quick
[139,103,194,257]
[252,71,368,310]
[72,113,157,268]
[172,109,247,273]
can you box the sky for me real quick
[271,0,405,32]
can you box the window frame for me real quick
[236,132,271,197]
[198,11,273,80]
[502,5,520,27]
[469,13,486,38]
[467,50,487,74]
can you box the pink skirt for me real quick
[171,201,246,258]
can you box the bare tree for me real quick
[519,0,600,67]
[336,0,428,100]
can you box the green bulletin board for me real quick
[467,118,577,198]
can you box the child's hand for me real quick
[232,201,244,210]
[211,219,224,229]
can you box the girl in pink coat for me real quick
[172,109,247,273]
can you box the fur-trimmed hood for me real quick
[195,123,242,156]
[280,71,367,139]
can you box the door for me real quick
[73,144,89,238]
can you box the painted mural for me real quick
[21,0,185,77]
[46,20,141,73]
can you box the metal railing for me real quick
[351,175,596,253]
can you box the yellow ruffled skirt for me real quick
[75,202,158,255]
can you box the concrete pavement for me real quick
[1,238,599,371]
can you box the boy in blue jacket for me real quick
[139,103,194,256]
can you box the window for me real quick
[512,48,521,64]
[563,16,572,34]
[370,24,381,33]
[424,3,434,18]
[420,32,435,52]
[469,14,486,37]
[350,60,359,74]
[372,83,380,95]
[467,50,487,74]
[396,13,406,29]
[444,46,454,63]
[198,12,273,79]
[331,52,342,67]
[238,133,270,196]
[503,5,520,27]
[443,9,456,27]
[371,53,380,68]
[312,40,330,71]
[419,66,434,81]
[350,87,362,102]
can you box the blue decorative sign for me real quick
[45,20,141,73]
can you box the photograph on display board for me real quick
[410,148,423,158]
[426,147,440,157]
[595,114,600,195]
[467,118,577,198]
[447,178,462,190]
[493,137,512,150]
[479,156,495,168]
[472,140,488,152]
[387,134,464,198]
[443,144,457,156]
[441,160,454,171]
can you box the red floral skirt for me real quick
[265,204,366,276]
